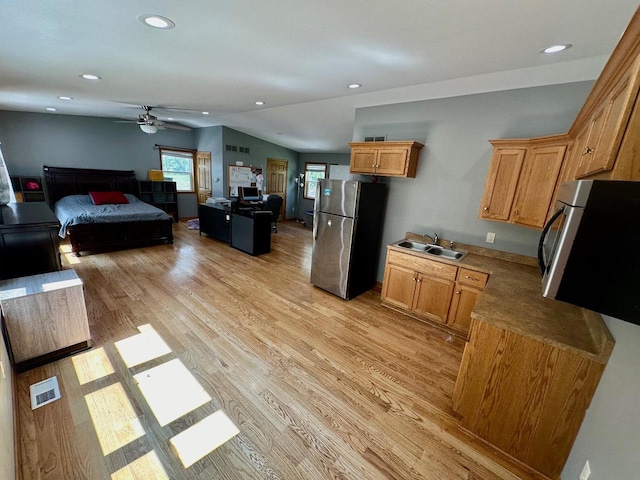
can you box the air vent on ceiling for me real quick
[364,136,387,142]
[225,144,250,154]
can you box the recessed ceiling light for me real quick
[348,84,362,89]
[167,117,174,121]
[202,111,210,115]
[139,14,175,29]
[255,101,265,105]
[58,96,73,100]
[46,107,57,112]
[540,44,572,54]
[81,74,101,80]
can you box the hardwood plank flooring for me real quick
[15,222,547,479]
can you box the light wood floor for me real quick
[14,222,546,480]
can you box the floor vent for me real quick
[30,376,61,409]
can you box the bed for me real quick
[44,165,174,256]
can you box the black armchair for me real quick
[265,195,284,232]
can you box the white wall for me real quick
[562,316,640,479]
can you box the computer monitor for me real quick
[239,186,261,201]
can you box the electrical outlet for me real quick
[579,460,591,480]
[486,232,496,244]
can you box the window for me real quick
[303,163,327,200]
[159,148,196,192]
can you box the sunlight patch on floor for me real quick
[110,450,169,480]
[133,358,211,426]
[72,347,115,385]
[115,324,172,368]
[85,382,145,455]
[59,243,81,265]
[170,410,240,468]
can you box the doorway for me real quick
[266,158,287,221]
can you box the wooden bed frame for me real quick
[43,165,174,256]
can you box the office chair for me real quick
[265,195,284,233]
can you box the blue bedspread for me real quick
[55,194,172,238]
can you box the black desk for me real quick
[199,203,272,255]
[198,203,231,243]
[230,211,271,255]
[0,202,62,279]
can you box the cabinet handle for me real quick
[412,277,417,281]
[514,210,519,215]
[455,290,461,295]
[372,164,376,167]
[417,279,422,283]
[582,146,594,156]
[483,207,489,211]
[464,275,479,281]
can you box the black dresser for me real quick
[0,202,62,279]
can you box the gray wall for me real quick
[220,127,299,219]
[194,126,224,197]
[0,110,199,216]
[297,152,351,218]
[352,81,595,281]
[562,316,640,479]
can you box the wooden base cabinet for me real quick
[381,248,487,335]
[453,319,609,479]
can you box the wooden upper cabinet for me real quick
[575,58,640,178]
[479,137,568,229]
[512,144,566,228]
[349,141,424,177]
[479,145,526,222]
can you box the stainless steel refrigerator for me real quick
[310,179,387,299]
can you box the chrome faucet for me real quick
[423,233,439,245]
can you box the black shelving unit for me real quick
[10,176,46,203]
[138,180,179,222]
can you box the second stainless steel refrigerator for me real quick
[310,179,386,299]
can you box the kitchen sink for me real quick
[394,240,467,261]
[396,240,430,252]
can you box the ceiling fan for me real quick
[116,106,191,134]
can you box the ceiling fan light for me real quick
[140,124,158,134]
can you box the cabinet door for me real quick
[574,103,608,178]
[447,284,482,333]
[577,63,640,177]
[376,148,409,176]
[350,148,378,174]
[381,263,417,310]
[411,274,455,323]
[511,144,566,228]
[479,148,526,221]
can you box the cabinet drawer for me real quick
[387,250,457,281]
[457,268,489,289]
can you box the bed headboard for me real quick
[43,166,139,207]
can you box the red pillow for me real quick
[89,191,129,205]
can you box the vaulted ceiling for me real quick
[1,1,638,152]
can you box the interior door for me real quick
[196,151,211,203]
[266,158,287,221]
